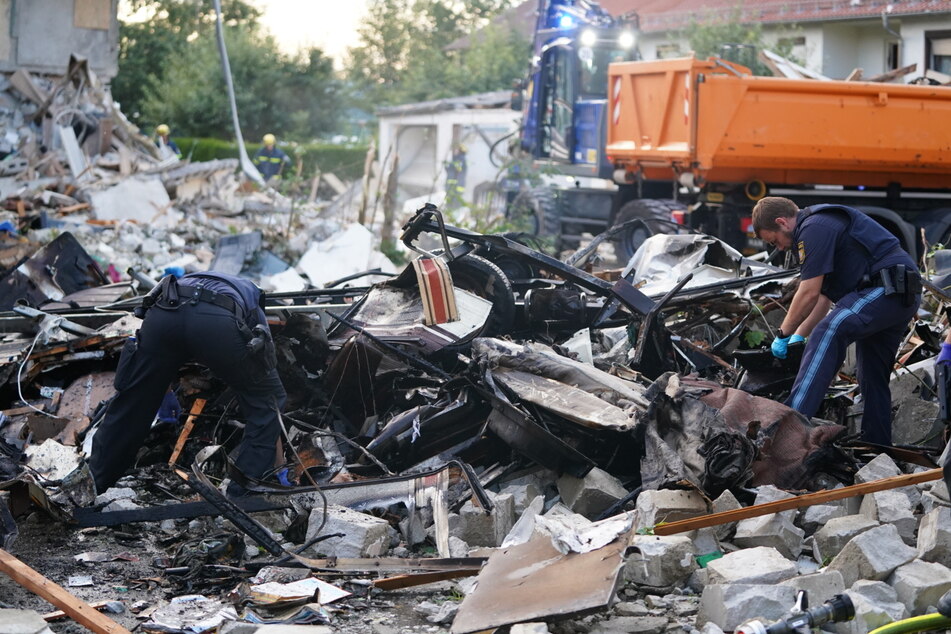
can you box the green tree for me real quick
[139,28,340,140]
[345,0,526,107]
[113,0,261,121]
[681,5,801,75]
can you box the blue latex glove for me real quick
[789,334,806,345]
[156,390,182,423]
[938,342,951,365]
[771,335,791,359]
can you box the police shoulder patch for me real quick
[798,241,806,263]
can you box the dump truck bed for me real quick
[606,57,951,189]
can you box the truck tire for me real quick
[613,199,687,262]
[446,254,516,338]
[507,187,561,238]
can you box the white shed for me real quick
[376,91,520,211]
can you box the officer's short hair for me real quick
[752,196,798,235]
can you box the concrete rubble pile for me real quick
[1,124,951,630]
[0,55,387,303]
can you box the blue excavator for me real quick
[507,0,674,258]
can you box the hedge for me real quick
[173,138,371,182]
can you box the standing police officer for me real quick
[89,271,286,494]
[753,196,920,446]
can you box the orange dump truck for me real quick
[605,56,951,257]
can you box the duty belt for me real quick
[172,284,239,314]
[858,264,921,306]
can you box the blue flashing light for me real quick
[857,185,866,190]
[558,14,575,28]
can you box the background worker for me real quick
[88,271,286,496]
[252,133,290,182]
[753,196,921,446]
[155,123,182,159]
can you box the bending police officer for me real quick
[89,271,286,494]
[752,196,920,446]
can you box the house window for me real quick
[926,31,951,74]
[778,36,806,62]
[886,41,901,71]
[656,43,682,59]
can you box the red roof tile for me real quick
[597,0,950,32]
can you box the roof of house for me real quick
[597,0,950,32]
[376,90,512,117]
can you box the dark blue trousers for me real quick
[785,287,918,445]
[89,301,286,491]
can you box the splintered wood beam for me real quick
[168,398,207,466]
[0,549,132,634]
[653,468,942,536]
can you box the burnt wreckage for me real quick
[1,203,949,632]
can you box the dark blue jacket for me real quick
[252,146,289,179]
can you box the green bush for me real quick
[173,138,370,181]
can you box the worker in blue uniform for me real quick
[753,196,920,446]
[88,271,286,495]
[252,133,290,181]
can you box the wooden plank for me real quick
[845,68,863,81]
[43,599,113,622]
[0,549,132,634]
[168,398,206,466]
[373,568,480,591]
[653,468,942,536]
[867,63,916,83]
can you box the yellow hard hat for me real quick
[263,133,276,146]
[156,124,170,136]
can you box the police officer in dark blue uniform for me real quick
[89,271,286,494]
[752,196,920,446]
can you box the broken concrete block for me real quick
[813,514,879,563]
[94,487,137,506]
[102,497,142,513]
[615,601,650,616]
[826,523,917,587]
[842,580,908,634]
[855,453,920,507]
[733,513,804,560]
[889,369,929,406]
[414,599,458,624]
[893,399,942,446]
[305,505,392,558]
[624,535,698,589]
[751,485,797,522]
[634,488,708,529]
[711,489,742,541]
[500,481,544,516]
[920,491,951,514]
[918,506,951,563]
[780,569,846,605]
[854,453,901,483]
[89,176,173,224]
[450,493,516,547]
[706,547,798,585]
[557,467,628,518]
[0,609,54,634]
[887,559,951,615]
[801,503,847,535]
[697,584,797,632]
[449,536,469,558]
[699,624,725,634]
[859,490,917,545]
[590,616,668,634]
